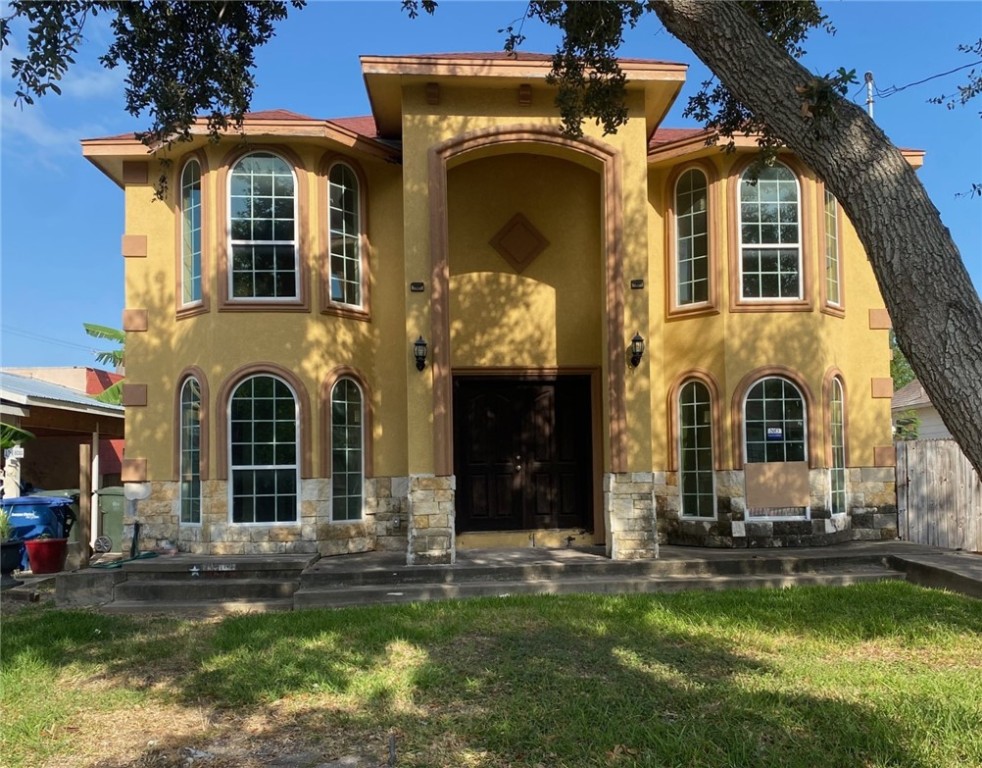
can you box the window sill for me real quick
[322,304,371,322]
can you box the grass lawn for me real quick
[1,581,980,768]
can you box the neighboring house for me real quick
[892,379,953,440]
[81,52,913,562]
[0,369,125,495]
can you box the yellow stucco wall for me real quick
[647,152,892,471]
[122,145,408,482]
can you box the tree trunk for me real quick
[653,0,982,478]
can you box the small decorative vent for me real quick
[489,213,549,273]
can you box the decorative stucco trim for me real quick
[319,366,375,479]
[121,309,148,332]
[215,144,311,313]
[121,234,148,258]
[317,152,372,321]
[428,125,626,476]
[665,369,726,472]
[730,365,819,469]
[870,378,894,399]
[121,458,147,483]
[121,384,148,407]
[874,445,897,468]
[726,155,815,314]
[663,159,722,319]
[214,363,313,480]
[172,366,211,481]
[174,149,212,319]
[868,308,892,330]
[122,161,149,185]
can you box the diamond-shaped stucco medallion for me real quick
[489,213,550,273]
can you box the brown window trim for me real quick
[214,363,313,480]
[175,149,212,320]
[664,160,722,320]
[727,156,815,314]
[818,182,847,318]
[821,368,850,469]
[319,153,372,322]
[172,367,210,481]
[730,365,819,469]
[215,145,311,313]
[665,369,726,472]
[320,366,375,479]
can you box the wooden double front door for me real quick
[453,375,594,533]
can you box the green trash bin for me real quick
[96,487,125,553]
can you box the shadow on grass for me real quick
[3,582,980,767]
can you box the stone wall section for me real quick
[124,476,411,556]
[604,472,658,560]
[407,474,455,565]
[657,467,897,548]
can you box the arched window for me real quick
[228,152,297,299]
[228,375,298,523]
[179,377,201,524]
[328,163,362,307]
[331,378,363,521]
[181,159,202,305]
[675,168,709,306]
[679,380,715,517]
[739,163,801,300]
[744,377,807,463]
[824,188,841,307]
[829,377,846,514]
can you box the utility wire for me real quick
[1,324,101,354]
[875,59,982,99]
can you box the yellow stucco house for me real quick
[82,53,906,564]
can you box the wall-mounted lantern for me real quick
[413,336,428,371]
[629,332,645,368]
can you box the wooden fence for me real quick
[896,439,982,552]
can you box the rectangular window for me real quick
[739,165,801,300]
[824,189,841,307]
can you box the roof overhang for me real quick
[81,116,399,188]
[361,53,687,140]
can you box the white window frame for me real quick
[824,188,842,308]
[227,374,300,526]
[738,163,802,302]
[829,377,847,515]
[675,168,710,307]
[678,380,716,519]
[179,376,202,526]
[227,152,299,302]
[330,377,364,522]
[328,162,363,309]
[181,159,202,306]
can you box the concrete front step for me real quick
[114,578,299,602]
[101,597,295,616]
[299,553,894,589]
[293,565,904,609]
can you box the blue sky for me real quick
[1,0,980,368]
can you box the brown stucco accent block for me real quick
[121,234,148,258]
[870,378,894,398]
[122,161,149,184]
[122,309,148,332]
[121,458,148,483]
[868,308,892,329]
[121,384,148,407]
[874,446,897,467]
[745,462,810,508]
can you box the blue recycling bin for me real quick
[1,496,77,571]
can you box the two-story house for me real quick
[82,53,907,564]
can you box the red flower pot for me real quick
[25,538,68,574]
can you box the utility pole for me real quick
[864,71,875,118]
